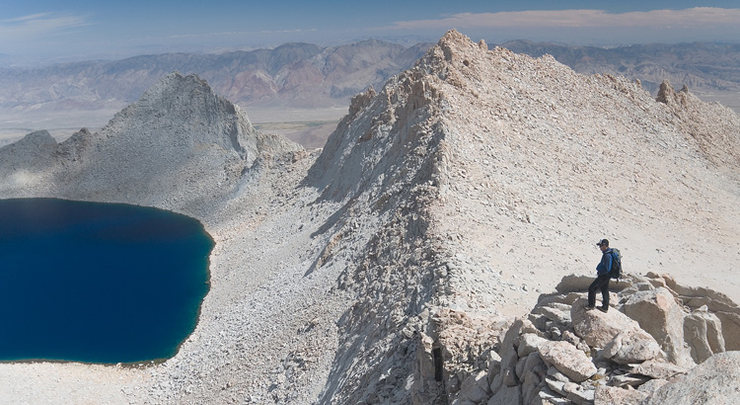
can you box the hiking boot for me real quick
[584,304,596,310]
[598,306,608,313]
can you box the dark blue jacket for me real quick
[596,248,614,276]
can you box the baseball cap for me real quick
[596,239,609,246]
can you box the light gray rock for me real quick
[563,381,594,405]
[518,333,548,358]
[546,366,571,383]
[536,387,570,405]
[661,275,740,351]
[571,298,644,348]
[631,359,687,379]
[622,287,694,367]
[487,350,502,385]
[561,330,581,347]
[594,385,648,405]
[714,312,740,351]
[538,340,597,383]
[533,305,571,325]
[521,356,548,405]
[602,330,661,364]
[637,378,669,395]
[545,378,566,396]
[555,274,629,294]
[487,384,521,405]
[683,309,726,363]
[644,351,740,405]
[458,370,491,403]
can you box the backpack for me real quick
[609,248,622,279]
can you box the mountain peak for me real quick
[0,71,300,209]
[104,72,258,162]
[435,29,488,62]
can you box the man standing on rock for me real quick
[586,239,614,312]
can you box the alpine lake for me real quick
[0,198,212,364]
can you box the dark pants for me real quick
[588,274,611,308]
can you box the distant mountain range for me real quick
[0,40,430,116]
[0,40,737,139]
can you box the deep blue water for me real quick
[0,198,212,363]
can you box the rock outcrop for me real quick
[644,351,740,405]
[449,272,739,404]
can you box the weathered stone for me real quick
[521,318,546,337]
[537,292,570,306]
[521,379,540,405]
[594,385,648,405]
[555,275,596,294]
[536,387,570,405]
[538,340,597,382]
[515,356,527,381]
[533,305,571,325]
[622,287,694,367]
[715,311,740,351]
[457,370,491,403]
[521,354,548,405]
[528,314,548,332]
[487,350,502,385]
[546,366,570,383]
[489,372,503,394]
[502,367,518,387]
[571,298,644,348]
[546,378,566,396]
[495,319,521,390]
[684,309,726,363]
[556,274,629,294]
[631,359,687,379]
[561,330,581,347]
[602,330,661,364]
[518,333,547,358]
[563,381,595,405]
[637,378,669,395]
[487,384,521,405]
[644,351,740,405]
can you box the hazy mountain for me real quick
[0,40,431,116]
[499,40,740,111]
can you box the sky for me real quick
[2,1,740,65]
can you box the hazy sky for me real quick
[2,1,740,64]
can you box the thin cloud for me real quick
[168,28,318,40]
[2,13,55,23]
[389,7,740,30]
[0,12,90,39]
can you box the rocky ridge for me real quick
[294,30,740,403]
[0,30,738,404]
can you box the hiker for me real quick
[587,238,616,312]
